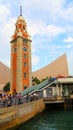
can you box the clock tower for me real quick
[10,7,32,93]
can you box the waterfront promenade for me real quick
[0,98,45,130]
[0,92,73,130]
[0,92,39,109]
[0,76,73,129]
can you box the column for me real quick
[60,84,63,97]
[56,84,59,96]
[43,89,46,97]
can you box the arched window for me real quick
[23,54,27,58]
[24,72,27,79]
[24,86,27,90]
[23,39,27,44]
[24,62,27,67]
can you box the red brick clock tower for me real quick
[10,7,32,93]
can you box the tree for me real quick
[41,77,48,82]
[3,82,10,92]
[32,76,41,85]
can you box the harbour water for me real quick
[19,109,73,130]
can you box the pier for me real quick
[0,77,73,129]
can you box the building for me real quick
[0,53,69,92]
[21,77,73,104]
[10,10,32,93]
[0,62,10,91]
[32,53,68,80]
[0,8,69,92]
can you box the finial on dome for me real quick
[20,5,22,16]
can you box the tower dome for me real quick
[17,16,25,21]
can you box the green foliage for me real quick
[41,77,48,82]
[32,76,41,85]
[32,76,50,86]
[3,82,10,92]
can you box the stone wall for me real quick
[0,99,45,130]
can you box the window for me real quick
[23,39,27,44]
[24,72,27,79]
[14,47,17,52]
[24,62,27,67]
[24,54,26,58]
[23,25,25,30]
[24,86,27,90]
[23,47,27,51]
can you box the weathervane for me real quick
[20,5,22,16]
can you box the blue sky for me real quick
[0,0,73,75]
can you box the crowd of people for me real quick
[0,91,39,108]
[0,92,22,108]
[30,93,38,102]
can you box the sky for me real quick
[0,0,73,75]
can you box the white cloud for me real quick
[66,44,73,49]
[57,44,73,49]
[32,54,40,66]
[1,18,16,43]
[22,0,73,25]
[28,21,65,38]
[22,0,66,24]
[0,4,11,22]
[60,5,73,23]
[0,15,16,67]
[64,36,73,43]
[47,24,65,37]
[22,0,65,14]
[0,17,16,47]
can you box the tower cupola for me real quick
[11,6,31,42]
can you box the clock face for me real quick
[23,47,27,51]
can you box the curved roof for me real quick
[0,62,10,84]
[32,53,69,80]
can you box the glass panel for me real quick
[63,86,69,96]
[46,88,52,97]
